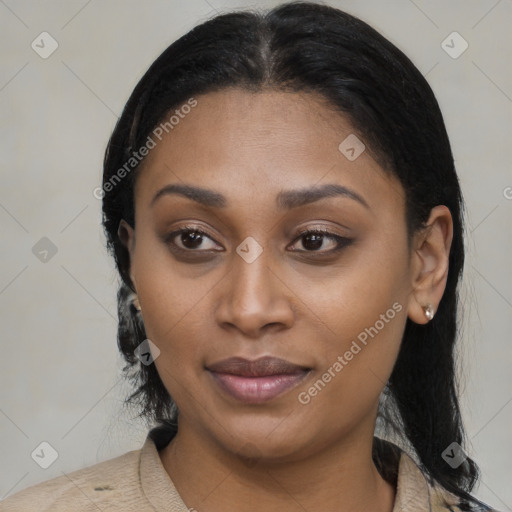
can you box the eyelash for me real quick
[293,227,352,253]
[164,225,352,255]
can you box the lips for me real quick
[206,356,311,403]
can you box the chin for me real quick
[214,416,317,464]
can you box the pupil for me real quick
[182,231,203,249]
[304,233,323,250]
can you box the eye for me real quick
[164,226,352,255]
[289,228,352,254]
[165,227,222,252]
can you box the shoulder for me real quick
[429,481,472,511]
[403,455,500,512]
[0,447,145,511]
[429,482,501,512]
[376,437,499,512]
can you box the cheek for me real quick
[295,229,410,347]
[132,230,207,339]
[293,304,406,444]
[141,289,209,411]
[304,297,406,399]
[132,240,214,395]
[291,234,409,412]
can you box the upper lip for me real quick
[206,356,310,377]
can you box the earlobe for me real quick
[407,205,453,325]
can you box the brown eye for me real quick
[289,229,352,253]
[165,228,221,252]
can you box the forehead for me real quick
[134,88,403,213]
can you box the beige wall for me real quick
[1,0,511,508]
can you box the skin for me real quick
[119,89,453,512]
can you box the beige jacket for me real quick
[0,433,496,511]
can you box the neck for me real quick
[159,422,396,512]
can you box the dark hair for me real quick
[101,2,489,510]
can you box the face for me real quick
[120,89,415,462]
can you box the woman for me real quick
[1,2,499,511]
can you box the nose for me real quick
[214,244,295,338]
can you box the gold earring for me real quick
[422,303,434,321]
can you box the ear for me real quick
[117,219,137,290]
[407,205,453,325]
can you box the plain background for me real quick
[0,0,511,508]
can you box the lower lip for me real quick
[208,371,309,404]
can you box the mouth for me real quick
[206,356,312,404]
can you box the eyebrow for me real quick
[150,183,370,210]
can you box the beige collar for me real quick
[139,435,459,511]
